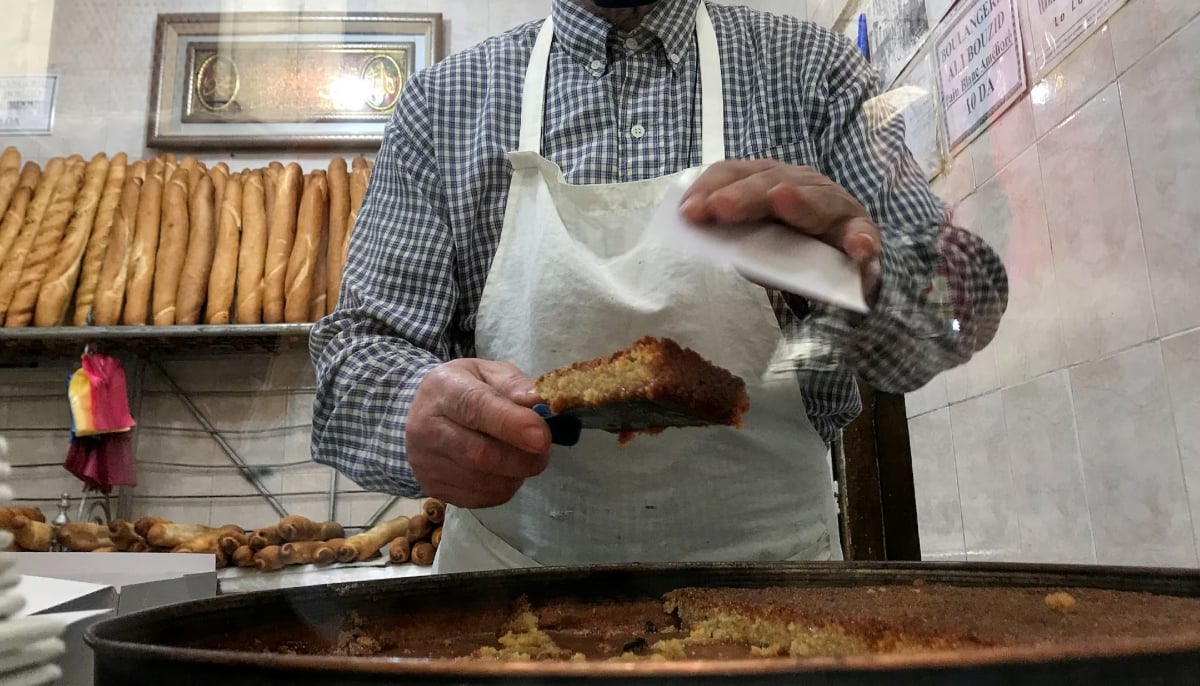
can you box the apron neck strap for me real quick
[518,1,726,165]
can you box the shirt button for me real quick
[631,124,646,138]
[624,38,639,50]
[669,53,681,64]
[589,59,604,72]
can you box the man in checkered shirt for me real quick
[310,0,1006,568]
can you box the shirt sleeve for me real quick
[800,39,1009,394]
[308,76,453,496]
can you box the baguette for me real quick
[145,521,214,549]
[180,156,201,195]
[336,516,409,563]
[0,158,64,324]
[123,159,164,325]
[0,147,18,174]
[388,537,410,564]
[151,168,191,325]
[263,166,278,233]
[133,516,165,539]
[174,173,215,324]
[411,541,436,566]
[35,153,110,326]
[73,153,127,325]
[232,544,257,567]
[406,514,433,544]
[284,170,327,323]
[235,170,267,323]
[0,506,45,527]
[6,156,87,327]
[254,544,286,571]
[248,525,281,550]
[107,519,146,551]
[276,515,319,542]
[325,157,350,312]
[313,539,341,566]
[280,540,326,565]
[205,172,241,324]
[262,163,302,323]
[351,156,368,172]
[0,168,17,221]
[0,187,31,270]
[17,162,40,191]
[217,531,248,556]
[128,159,147,183]
[308,209,329,322]
[209,163,229,213]
[172,525,242,553]
[10,516,52,552]
[422,497,446,524]
[57,521,114,552]
[93,174,144,326]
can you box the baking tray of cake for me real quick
[85,561,1200,685]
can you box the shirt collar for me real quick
[549,0,702,71]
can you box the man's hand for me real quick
[680,160,883,303]
[407,359,552,509]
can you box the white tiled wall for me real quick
[910,0,1200,567]
[0,0,828,528]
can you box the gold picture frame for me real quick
[147,12,444,150]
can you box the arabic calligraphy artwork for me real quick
[148,13,443,150]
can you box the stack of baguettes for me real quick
[0,146,373,328]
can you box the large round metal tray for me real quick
[86,561,1200,685]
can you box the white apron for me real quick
[433,3,841,574]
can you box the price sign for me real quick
[1025,0,1127,76]
[935,0,1027,153]
[0,74,58,134]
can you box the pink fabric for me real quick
[81,354,135,433]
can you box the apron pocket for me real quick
[434,506,543,574]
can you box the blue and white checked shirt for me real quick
[309,0,1008,495]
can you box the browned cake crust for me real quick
[663,584,1200,655]
[242,583,1200,662]
[535,336,750,429]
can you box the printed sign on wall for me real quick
[0,74,58,134]
[935,0,1027,152]
[1024,0,1127,76]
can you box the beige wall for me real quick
[0,0,55,74]
[907,0,1200,568]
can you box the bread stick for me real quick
[174,173,215,325]
[73,152,127,325]
[206,172,241,324]
[93,174,143,326]
[235,170,267,323]
[151,167,190,325]
[262,163,302,323]
[35,153,110,326]
[6,156,87,327]
[284,170,327,323]
[326,157,350,312]
[123,158,164,325]
[336,516,409,563]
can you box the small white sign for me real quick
[935,0,1027,152]
[0,74,58,134]
[1024,0,1127,76]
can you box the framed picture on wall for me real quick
[146,12,444,150]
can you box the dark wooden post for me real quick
[835,380,921,561]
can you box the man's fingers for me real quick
[439,375,549,454]
[477,359,542,406]
[430,417,550,479]
[681,159,780,202]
